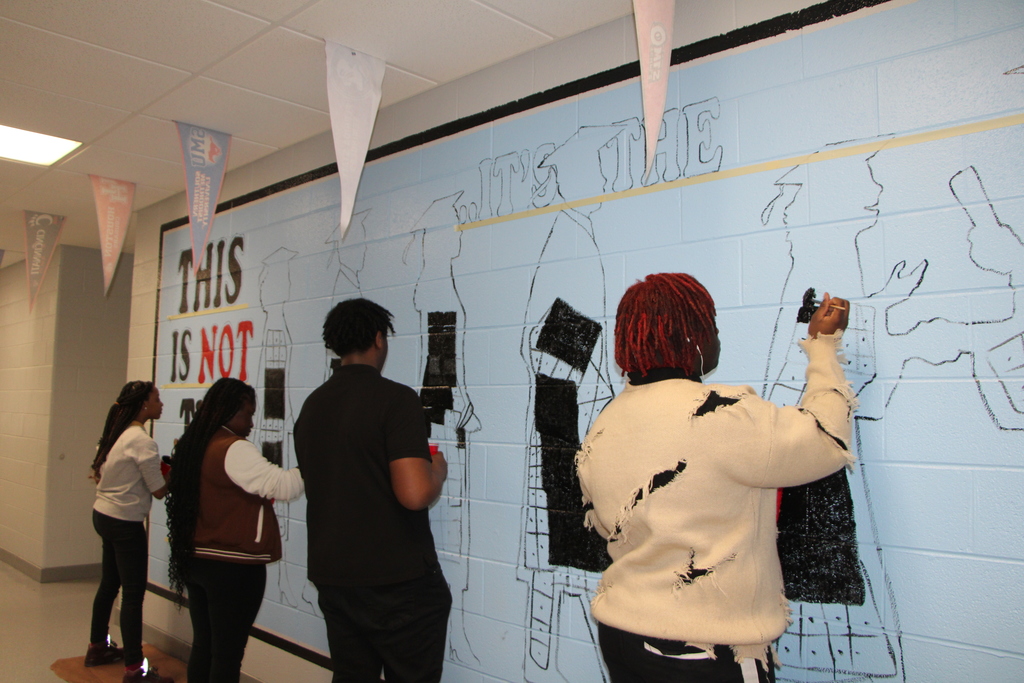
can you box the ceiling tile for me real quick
[0,80,130,144]
[91,116,187,165]
[58,147,184,192]
[485,0,633,39]
[0,20,191,111]
[0,161,50,202]
[143,78,331,149]
[286,0,552,84]
[210,0,315,23]
[204,28,330,110]
[0,0,270,72]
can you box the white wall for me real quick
[0,251,57,571]
[0,245,132,579]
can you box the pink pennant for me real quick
[90,175,135,295]
[633,0,675,180]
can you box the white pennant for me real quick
[325,41,385,238]
[633,0,675,180]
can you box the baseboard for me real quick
[41,561,102,582]
[0,547,101,583]
[0,547,41,581]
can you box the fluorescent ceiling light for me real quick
[0,124,81,165]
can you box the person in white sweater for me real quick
[87,380,174,683]
[576,273,854,683]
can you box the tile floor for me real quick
[0,560,112,683]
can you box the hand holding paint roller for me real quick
[805,289,850,338]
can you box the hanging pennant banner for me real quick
[633,0,675,180]
[23,211,65,312]
[325,41,385,238]
[90,175,136,295]
[175,122,231,275]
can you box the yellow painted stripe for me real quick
[455,112,1024,232]
[166,303,248,320]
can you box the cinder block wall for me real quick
[0,245,132,580]
[127,0,1024,681]
[0,252,58,573]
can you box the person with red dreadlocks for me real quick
[576,273,854,683]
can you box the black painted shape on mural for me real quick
[777,469,865,605]
[535,373,609,573]
[536,298,602,373]
[421,311,457,434]
[264,368,286,419]
[262,367,285,466]
[263,441,283,467]
[179,399,196,427]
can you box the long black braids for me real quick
[91,381,154,479]
[165,377,256,602]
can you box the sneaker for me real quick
[123,659,173,683]
[84,638,124,667]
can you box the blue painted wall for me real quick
[151,1,1024,680]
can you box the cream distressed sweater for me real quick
[577,333,856,663]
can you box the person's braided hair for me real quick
[91,381,155,479]
[614,273,718,377]
[322,297,394,358]
[165,377,256,602]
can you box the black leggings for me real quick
[185,557,266,683]
[90,510,149,665]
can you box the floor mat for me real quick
[51,644,187,682]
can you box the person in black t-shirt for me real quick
[294,298,451,683]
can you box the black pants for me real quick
[598,622,776,683]
[185,557,266,683]
[90,510,149,665]
[315,568,452,683]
